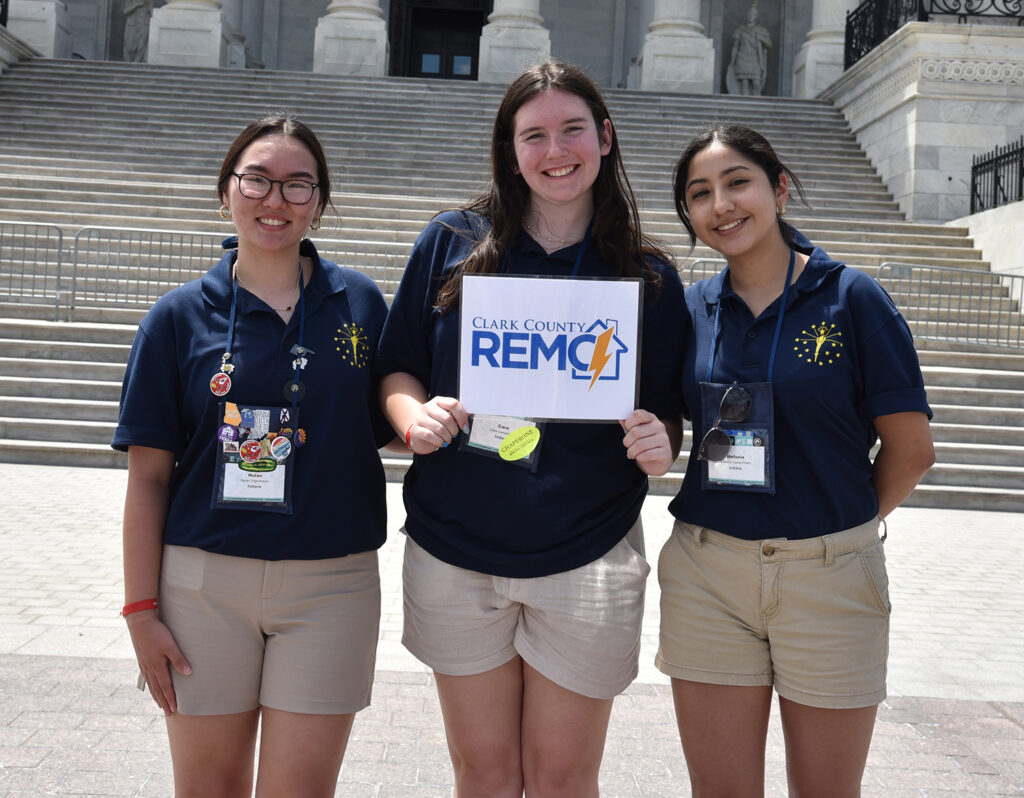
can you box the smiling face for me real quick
[511,88,612,220]
[221,133,323,256]
[682,140,789,261]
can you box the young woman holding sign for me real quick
[657,124,934,796]
[376,59,687,795]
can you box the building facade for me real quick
[3,0,1023,227]
[40,0,842,99]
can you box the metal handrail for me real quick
[683,257,1024,350]
[68,226,411,321]
[845,0,1024,70]
[971,136,1024,214]
[685,258,727,284]
[71,227,227,318]
[877,261,1024,348]
[0,221,64,321]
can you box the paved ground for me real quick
[0,462,1021,796]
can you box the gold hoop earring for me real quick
[777,205,786,217]
[309,217,321,231]
[219,204,231,219]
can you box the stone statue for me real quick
[726,2,771,96]
[123,0,152,63]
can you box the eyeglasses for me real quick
[698,383,752,461]
[232,173,319,205]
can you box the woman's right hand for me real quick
[405,396,470,455]
[125,611,191,716]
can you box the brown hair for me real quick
[434,58,669,313]
[217,114,333,219]
[672,123,808,251]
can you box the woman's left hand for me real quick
[620,410,680,476]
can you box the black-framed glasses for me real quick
[698,382,752,461]
[232,172,319,205]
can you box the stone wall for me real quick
[823,22,1024,224]
[0,26,42,73]
[952,200,1024,279]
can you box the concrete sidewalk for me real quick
[0,463,1021,796]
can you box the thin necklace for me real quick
[234,260,302,312]
[524,220,584,247]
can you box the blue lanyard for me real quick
[704,248,795,384]
[570,216,595,277]
[221,259,307,409]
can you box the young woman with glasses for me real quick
[375,59,687,795]
[113,115,396,796]
[658,124,935,797]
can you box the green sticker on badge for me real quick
[499,426,540,461]
[239,459,278,473]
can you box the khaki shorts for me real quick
[402,522,649,700]
[656,517,889,709]
[155,545,381,716]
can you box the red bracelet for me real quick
[121,598,158,617]
[405,424,414,449]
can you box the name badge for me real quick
[460,413,544,472]
[706,428,768,487]
[212,402,298,514]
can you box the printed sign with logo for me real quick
[458,274,643,421]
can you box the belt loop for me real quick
[692,525,704,549]
[823,535,835,568]
[879,516,887,543]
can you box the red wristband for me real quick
[405,424,414,449]
[121,598,158,617]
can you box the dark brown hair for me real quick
[217,114,332,219]
[672,124,808,251]
[435,58,669,313]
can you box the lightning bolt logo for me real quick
[587,325,616,390]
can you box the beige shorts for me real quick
[656,517,889,709]
[401,522,649,700]
[155,544,381,716]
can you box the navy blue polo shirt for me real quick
[112,238,394,560]
[375,210,688,578]
[669,230,932,539]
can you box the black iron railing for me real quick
[972,136,1024,214]
[845,0,1024,69]
[1,0,9,28]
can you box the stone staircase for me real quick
[0,59,1022,511]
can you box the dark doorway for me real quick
[389,1,490,80]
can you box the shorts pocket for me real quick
[609,532,651,584]
[856,540,891,617]
[160,545,205,592]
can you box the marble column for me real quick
[793,0,856,98]
[240,0,266,69]
[148,0,227,68]
[313,0,387,76]
[640,0,714,94]
[477,0,551,86]
[220,0,247,68]
[5,0,72,58]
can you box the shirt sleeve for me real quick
[851,275,933,421]
[375,212,475,387]
[111,309,187,455]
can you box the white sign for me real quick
[459,274,642,421]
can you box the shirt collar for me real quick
[201,237,347,309]
[699,226,844,306]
